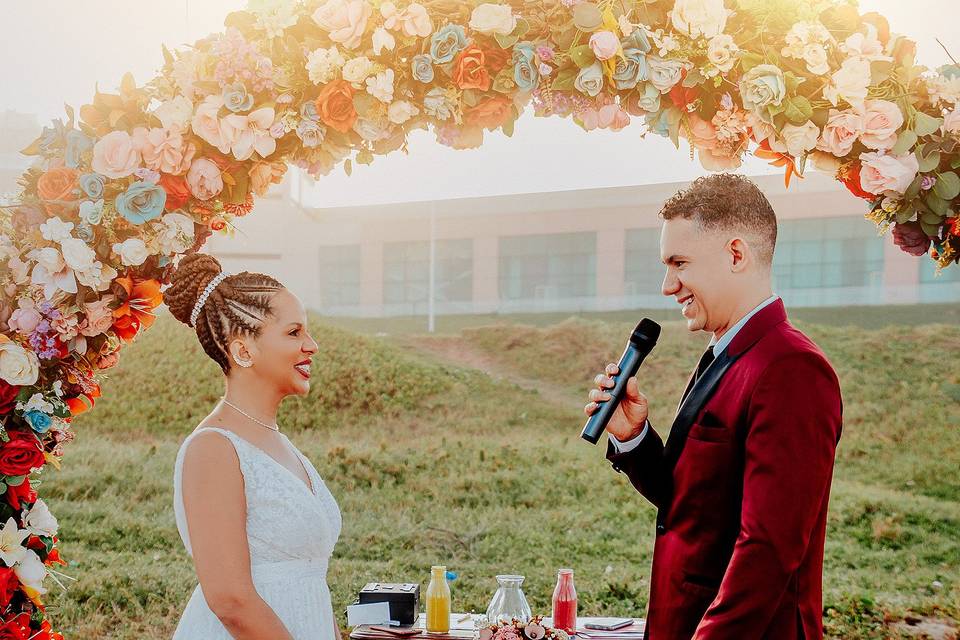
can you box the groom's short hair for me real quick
[659,174,778,267]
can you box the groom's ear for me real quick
[727,237,750,272]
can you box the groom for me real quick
[585,175,842,639]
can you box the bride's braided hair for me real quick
[166,254,283,373]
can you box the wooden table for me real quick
[350,615,646,640]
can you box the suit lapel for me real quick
[662,350,738,471]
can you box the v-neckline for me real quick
[203,428,316,496]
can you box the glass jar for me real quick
[426,565,451,633]
[485,575,532,625]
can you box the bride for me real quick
[165,253,342,640]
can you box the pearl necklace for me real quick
[221,398,280,432]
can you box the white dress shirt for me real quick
[609,295,780,454]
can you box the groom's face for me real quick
[659,217,737,334]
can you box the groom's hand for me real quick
[584,363,649,442]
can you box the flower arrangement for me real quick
[1,0,959,634]
[479,617,570,640]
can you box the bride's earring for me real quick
[233,356,253,368]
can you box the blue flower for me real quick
[412,54,435,83]
[115,181,166,225]
[512,42,539,92]
[634,82,662,113]
[37,119,68,155]
[613,48,649,90]
[300,101,320,123]
[622,28,651,54]
[430,24,468,64]
[223,82,254,113]
[79,173,105,199]
[645,109,672,138]
[296,118,325,148]
[24,410,52,434]
[65,130,93,168]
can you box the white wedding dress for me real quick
[172,427,342,639]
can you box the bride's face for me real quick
[236,289,319,396]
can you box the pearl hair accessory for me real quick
[189,272,229,326]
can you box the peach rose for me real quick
[249,161,288,196]
[139,126,196,175]
[191,95,233,155]
[186,158,224,201]
[91,130,142,179]
[36,167,79,205]
[380,2,432,37]
[684,114,719,150]
[465,96,513,130]
[817,108,864,157]
[859,99,903,151]
[315,80,357,133]
[453,45,491,91]
[79,297,115,338]
[859,151,919,195]
[312,0,372,49]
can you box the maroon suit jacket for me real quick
[607,300,842,640]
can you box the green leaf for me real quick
[739,52,764,73]
[921,210,944,225]
[924,192,950,216]
[895,208,915,224]
[921,220,941,236]
[870,60,894,85]
[682,68,705,88]
[913,111,943,137]
[934,171,960,201]
[551,67,578,91]
[343,159,352,177]
[783,96,813,125]
[572,2,602,30]
[5,476,25,488]
[514,18,530,39]
[917,149,941,173]
[568,45,596,69]
[953,156,960,170]
[495,32,519,49]
[502,117,516,138]
[904,175,924,202]
[783,72,805,94]
[891,130,918,156]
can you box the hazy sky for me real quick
[1,1,957,207]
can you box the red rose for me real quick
[482,45,510,74]
[4,478,35,511]
[0,383,19,416]
[0,431,46,477]
[465,96,514,130]
[840,161,874,200]
[0,569,17,610]
[159,174,191,212]
[0,613,30,640]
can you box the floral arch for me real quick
[0,0,959,634]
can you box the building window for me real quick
[498,232,596,300]
[382,239,473,309]
[624,228,663,297]
[773,217,884,290]
[318,245,361,308]
[920,259,960,284]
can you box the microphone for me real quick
[580,318,661,445]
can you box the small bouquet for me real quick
[478,617,569,640]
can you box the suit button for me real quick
[656,524,666,535]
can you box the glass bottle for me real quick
[426,565,451,633]
[551,569,577,634]
[485,575,532,625]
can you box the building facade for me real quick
[207,172,960,317]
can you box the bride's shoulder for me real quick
[180,426,243,468]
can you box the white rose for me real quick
[365,69,395,103]
[0,339,40,386]
[780,120,820,158]
[372,26,396,55]
[31,247,65,274]
[112,238,149,267]
[944,108,960,134]
[387,100,420,125]
[648,56,691,94]
[155,213,196,255]
[75,261,118,292]
[153,96,194,131]
[669,0,728,39]
[22,500,58,538]
[13,549,47,596]
[469,4,516,36]
[39,217,74,243]
[824,57,871,109]
[801,43,830,75]
[60,238,97,274]
[353,118,390,142]
[706,34,738,75]
[305,46,346,85]
[342,56,376,84]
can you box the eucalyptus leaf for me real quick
[917,149,941,173]
[740,52,764,73]
[569,45,596,69]
[572,3,602,30]
[343,159,352,177]
[921,210,944,225]
[933,171,960,201]
[895,208,915,224]
[783,96,813,125]
[891,130,918,156]
[904,175,923,202]
[920,220,941,236]
[924,192,950,216]
[551,67,578,91]
[913,111,944,137]
[5,476,25,487]
[495,32,519,48]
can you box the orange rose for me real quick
[465,96,513,130]
[315,80,357,134]
[36,167,79,212]
[453,45,491,91]
[158,174,191,212]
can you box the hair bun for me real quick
[166,253,224,327]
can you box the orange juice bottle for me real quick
[426,565,451,633]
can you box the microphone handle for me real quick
[580,343,645,444]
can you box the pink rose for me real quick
[249,161,287,196]
[79,296,115,338]
[312,0,372,49]
[381,1,432,37]
[817,108,864,157]
[685,114,719,150]
[52,313,80,340]
[8,300,41,335]
[191,95,232,154]
[97,350,120,370]
[186,158,224,201]
[859,99,903,150]
[91,130,142,179]
[859,151,920,195]
[943,108,960,135]
[139,126,196,175]
[589,31,620,61]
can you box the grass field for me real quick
[42,305,960,639]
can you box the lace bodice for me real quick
[173,427,342,567]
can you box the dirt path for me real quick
[401,335,582,410]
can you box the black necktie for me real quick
[695,346,716,382]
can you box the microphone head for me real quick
[630,318,661,345]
